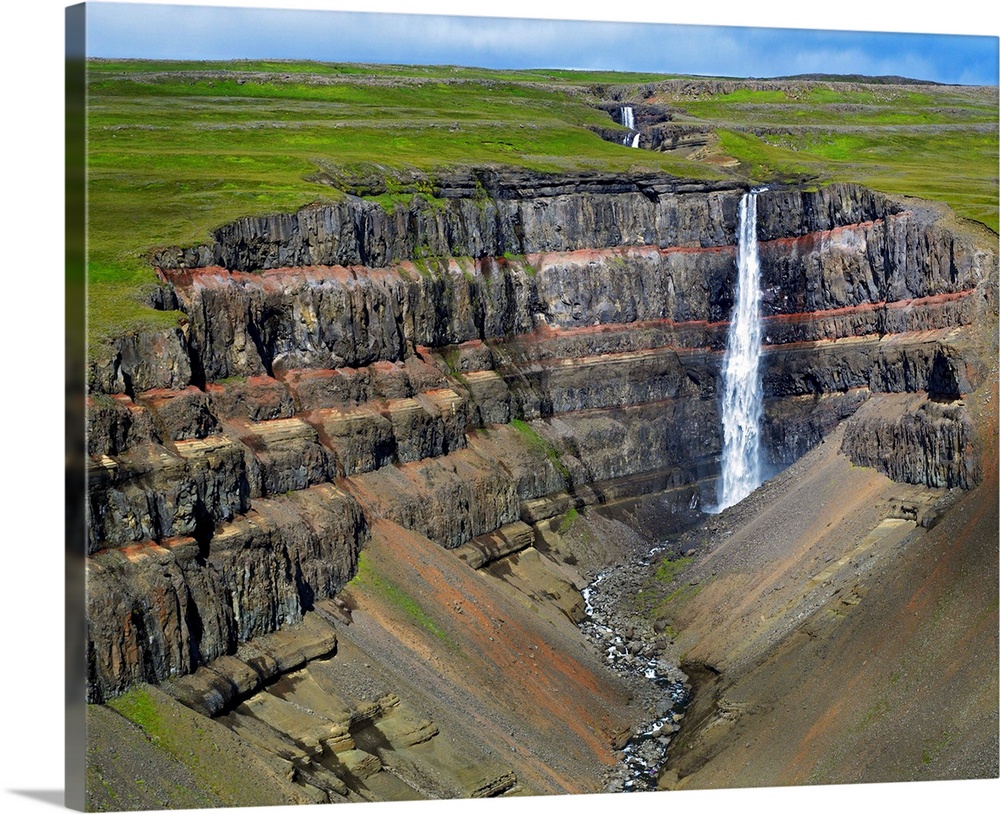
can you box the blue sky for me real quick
[84,0,999,85]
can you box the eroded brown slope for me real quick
[334,519,636,794]
[657,408,999,787]
[84,515,640,808]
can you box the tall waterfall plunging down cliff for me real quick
[716,190,765,511]
[621,106,639,147]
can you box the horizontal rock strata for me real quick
[86,177,997,701]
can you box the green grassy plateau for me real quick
[85,60,998,348]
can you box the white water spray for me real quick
[716,190,765,511]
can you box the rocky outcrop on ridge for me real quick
[841,394,982,488]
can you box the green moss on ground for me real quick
[653,554,694,584]
[558,507,579,533]
[658,82,998,232]
[349,550,454,646]
[511,419,572,482]
[86,60,998,344]
[105,686,299,807]
[632,554,702,620]
[106,687,164,738]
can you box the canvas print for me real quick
[68,1,999,811]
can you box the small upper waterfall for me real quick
[716,190,765,511]
[621,106,640,148]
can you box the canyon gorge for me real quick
[82,171,998,808]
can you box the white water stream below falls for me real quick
[580,549,690,792]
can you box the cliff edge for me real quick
[83,174,998,805]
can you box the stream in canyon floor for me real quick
[583,189,768,789]
[579,544,692,792]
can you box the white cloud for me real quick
[84,2,997,84]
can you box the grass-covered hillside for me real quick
[650,80,998,229]
[85,60,998,347]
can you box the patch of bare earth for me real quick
[655,415,998,788]
[336,519,640,796]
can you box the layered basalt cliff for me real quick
[86,174,996,766]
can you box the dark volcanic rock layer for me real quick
[86,175,997,706]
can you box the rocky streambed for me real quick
[579,543,694,792]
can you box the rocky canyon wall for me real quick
[86,175,997,702]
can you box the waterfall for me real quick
[621,105,634,131]
[716,190,765,511]
[621,106,640,147]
